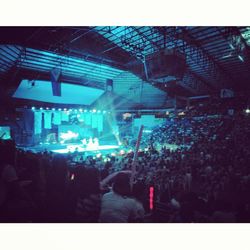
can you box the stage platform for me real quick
[18,142,120,156]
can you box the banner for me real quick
[52,111,62,125]
[34,111,42,135]
[97,113,103,132]
[61,111,69,122]
[43,111,52,129]
[92,114,98,128]
[51,67,62,96]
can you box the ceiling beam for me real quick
[178,27,237,89]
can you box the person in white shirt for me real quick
[99,173,144,223]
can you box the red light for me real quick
[149,186,154,210]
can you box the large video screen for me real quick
[57,111,103,144]
[0,126,11,140]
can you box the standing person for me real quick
[74,167,101,222]
[46,154,68,222]
[99,173,143,223]
[0,140,34,222]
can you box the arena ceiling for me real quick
[0,26,250,109]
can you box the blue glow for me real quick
[84,110,87,113]
[31,107,35,110]
[93,109,96,113]
[0,126,11,140]
[13,79,105,105]
[40,107,43,110]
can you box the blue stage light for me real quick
[103,110,106,114]
[58,108,62,111]
[93,109,96,113]
[79,109,83,112]
[40,107,43,110]
[64,108,67,111]
[46,107,49,110]
[31,107,35,110]
[52,108,55,111]
[97,110,101,113]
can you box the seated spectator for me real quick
[99,173,144,223]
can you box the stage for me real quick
[17,142,120,156]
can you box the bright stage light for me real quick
[120,150,125,155]
[46,107,49,110]
[31,107,35,110]
[79,109,83,112]
[58,108,62,111]
[96,153,102,158]
[40,107,43,110]
[111,152,116,156]
[52,108,55,111]
[84,110,87,113]
[93,109,96,113]
[246,108,250,113]
[64,108,67,111]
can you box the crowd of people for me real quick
[1,106,250,223]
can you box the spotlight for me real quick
[84,110,87,113]
[64,108,67,111]
[93,109,96,113]
[46,107,49,110]
[31,107,35,110]
[58,108,62,111]
[52,108,55,111]
[79,109,83,112]
[40,107,43,110]
[245,108,250,113]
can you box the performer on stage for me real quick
[81,138,87,148]
[93,137,99,149]
[87,137,94,149]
